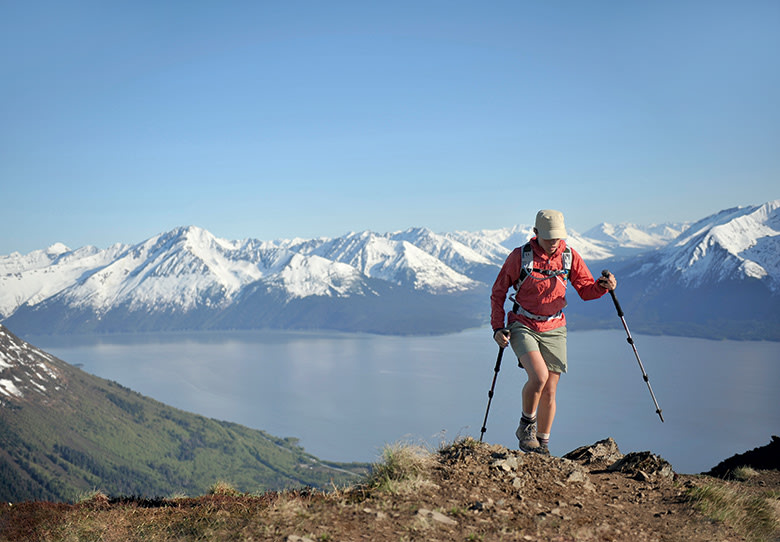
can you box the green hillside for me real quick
[0,325,366,502]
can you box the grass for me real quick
[687,476,779,542]
[5,442,778,542]
[207,480,242,497]
[7,447,413,542]
[75,489,109,505]
[364,442,435,494]
[732,466,760,481]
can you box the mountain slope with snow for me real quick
[566,200,780,340]
[0,243,128,319]
[583,221,689,253]
[0,324,364,501]
[635,200,780,290]
[288,229,480,293]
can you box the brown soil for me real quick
[1,439,778,542]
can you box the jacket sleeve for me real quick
[490,248,522,330]
[569,249,609,301]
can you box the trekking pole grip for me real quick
[601,269,624,317]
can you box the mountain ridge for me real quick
[2,200,778,340]
[2,436,778,541]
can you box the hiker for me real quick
[490,209,617,455]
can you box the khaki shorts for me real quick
[508,321,568,374]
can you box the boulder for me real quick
[608,451,674,480]
[563,438,624,466]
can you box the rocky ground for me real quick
[1,437,778,542]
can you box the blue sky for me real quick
[2,1,778,254]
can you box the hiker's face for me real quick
[538,237,562,256]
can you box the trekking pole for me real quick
[601,270,664,422]
[479,332,507,442]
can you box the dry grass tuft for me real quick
[687,480,779,541]
[732,465,760,481]
[76,489,109,505]
[207,480,242,497]
[365,442,436,494]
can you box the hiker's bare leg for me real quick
[519,351,549,418]
[537,371,560,435]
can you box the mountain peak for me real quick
[46,243,70,256]
[395,226,434,237]
[656,200,780,289]
[166,225,226,249]
[583,221,686,251]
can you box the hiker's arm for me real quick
[490,248,522,331]
[570,251,613,300]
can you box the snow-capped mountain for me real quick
[0,242,129,319]
[575,200,780,340]
[284,229,481,293]
[447,225,615,262]
[0,225,494,335]
[1,200,777,339]
[583,222,689,254]
[631,200,780,291]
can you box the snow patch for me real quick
[0,379,22,398]
[0,351,11,370]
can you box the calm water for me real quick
[32,329,779,474]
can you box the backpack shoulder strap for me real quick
[561,247,572,281]
[516,243,534,287]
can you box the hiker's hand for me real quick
[598,272,617,291]
[493,328,510,348]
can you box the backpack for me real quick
[509,243,572,319]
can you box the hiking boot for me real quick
[532,442,550,456]
[515,418,539,452]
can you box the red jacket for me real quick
[490,238,608,332]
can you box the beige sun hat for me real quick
[535,209,567,239]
